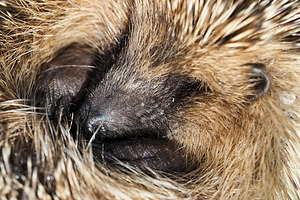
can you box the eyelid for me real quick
[174,79,210,101]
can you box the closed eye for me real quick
[174,78,211,101]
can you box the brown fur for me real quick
[0,0,299,199]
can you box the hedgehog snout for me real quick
[81,91,168,140]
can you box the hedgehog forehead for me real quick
[94,43,184,97]
[97,64,182,97]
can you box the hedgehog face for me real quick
[76,44,205,172]
[35,3,271,173]
[36,42,269,174]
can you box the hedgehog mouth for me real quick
[91,135,189,173]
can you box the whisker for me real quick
[86,125,101,150]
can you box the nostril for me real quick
[85,113,119,138]
[99,124,107,132]
[86,115,107,134]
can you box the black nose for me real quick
[86,114,118,138]
[86,115,105,133]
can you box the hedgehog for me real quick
[0,0,299,199]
